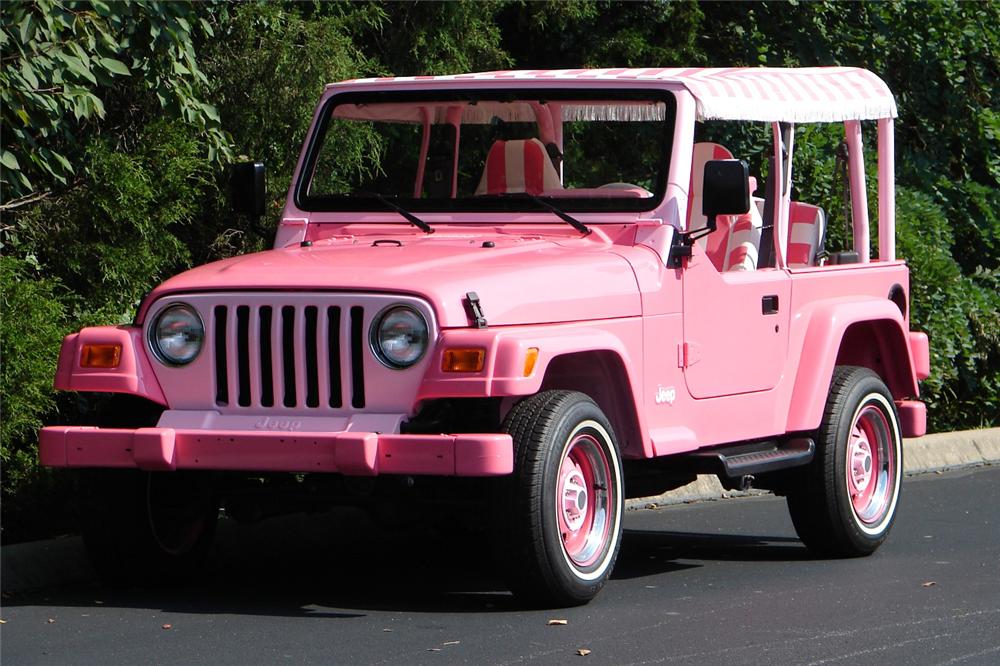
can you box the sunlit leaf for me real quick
[99,57,130,76]
[19,60,39,89]
[1,151,20,170]
[60,54,97,84]
[19,13,36,44]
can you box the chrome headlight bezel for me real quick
[149,303,205,366]
[370,305,429,369]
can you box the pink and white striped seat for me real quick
[722,203,764,271]
[689,142,763,271]
[787,202,827,267]
[689,142,735,271]
[475,139,562,196]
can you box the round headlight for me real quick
[371,306,428,369]
[151,304,204,365]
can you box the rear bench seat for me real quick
[786,201,827,267]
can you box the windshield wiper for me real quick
[358,192,434,234]
[498,193,591,235]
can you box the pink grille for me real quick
[211,303,364,410]
[145,293,436,415]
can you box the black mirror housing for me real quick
[231,162,266,218]
[702,159,750,220]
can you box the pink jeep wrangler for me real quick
[40,67,930,606]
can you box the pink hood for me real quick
[142,230,642,328]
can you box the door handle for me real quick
[762,295,779,314]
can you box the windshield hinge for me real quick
[464,292,488,329]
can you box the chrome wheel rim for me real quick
[847,403,896,527]
[556,430,613,568]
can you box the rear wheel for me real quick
[80,469,218,586]
[787,366,902,556]
[495,390,624,606]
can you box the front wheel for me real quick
[494,390,624,606]
[79,469,218,586]
[787,366,903,556]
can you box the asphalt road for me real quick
[3,466,998,665]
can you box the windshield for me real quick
[295,89,675,214]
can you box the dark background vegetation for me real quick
[2,1,998,543]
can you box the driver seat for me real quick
[475,138,562,196]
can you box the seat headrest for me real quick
[475,138,562,196]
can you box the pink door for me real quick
[680,247,791,398]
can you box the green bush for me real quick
[0,257,67,453]
[1,121,217,542]
[896,188,1000,429]
[14,120,213,322]
[0,256,77,541]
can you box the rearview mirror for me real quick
[703,159,750,225]
[230,162,266,218]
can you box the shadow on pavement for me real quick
[613,528,810,581]
[4,506,811,616]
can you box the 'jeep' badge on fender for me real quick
[655,386,676,405]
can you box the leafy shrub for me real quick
[0,256,77,541]
[896,188,1000,429]
[14,120,213,321]
[1,0,228,204]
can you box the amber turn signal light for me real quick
[442,348,486,373]
[523,347,539,376]
[81,344,122,369]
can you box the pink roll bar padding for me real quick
[845,119,870,263]
[878,117,896,262]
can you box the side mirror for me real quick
[230,162,266,218]
[702,159,750,229]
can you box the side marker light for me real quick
[524,348,539,377]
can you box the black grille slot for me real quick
[259,306,274,407]
[214,306,228,405]
[237,306,251,406]
[327,307,342,408]
[281,305,296,407]
[304,306,319,408]
[350,306,366,409]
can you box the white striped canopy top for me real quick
[330,67,897,124]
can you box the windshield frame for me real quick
[293,88,676,215]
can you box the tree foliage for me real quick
[0,0,228,207]
[895,189,1000,430]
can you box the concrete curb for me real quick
[2,428,998,595]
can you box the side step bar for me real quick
[674,437,816,479]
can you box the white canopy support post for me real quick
[447,106,464,198]
[668,92,697,233]
[414,107,431,198]
[877,117,895,262]
[844,120,870,263]
[780,122,794,268]
[771,122,793,268]
[549,103,564,184]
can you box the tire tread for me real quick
[787,366,901,557]
[494,390,622,607]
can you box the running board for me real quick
[674,438,815,479]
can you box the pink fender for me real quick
[786,297,920,433]
[53,326,167,405]
[420,322,641,398]
[419,320,650,457]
